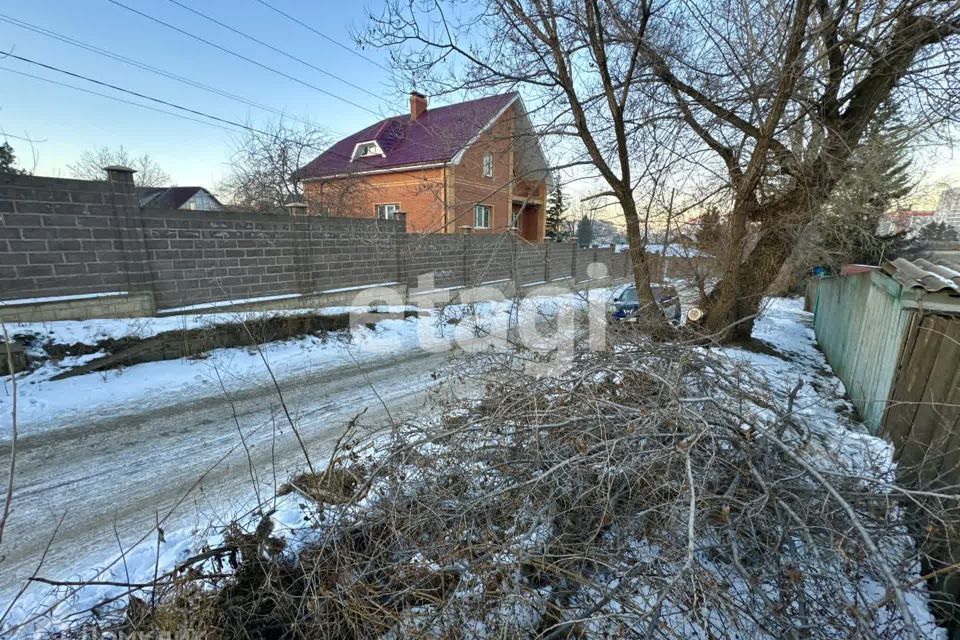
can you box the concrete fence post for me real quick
[105,165,157,314]
[510,233,519,292]
[543,241,551,284]
[395,213,409,297]
[294,216,313,295]
[462,228,472,287]
[283,202,309,215]
[571,241,578,283]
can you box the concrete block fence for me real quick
[0,172,632,322]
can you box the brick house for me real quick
[294,92,551,242]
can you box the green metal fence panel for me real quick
[812,271,912,431]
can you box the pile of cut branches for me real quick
[55,336,945,639]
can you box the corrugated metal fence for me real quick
[811,270,960,633]
[812,271,912,430]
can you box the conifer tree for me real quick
[576,215,593,248]
[815,102,916,266]
[0,142,26,175]
[545,182,567,240]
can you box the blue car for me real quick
[609,284,682,324]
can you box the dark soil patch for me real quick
[279,467,366,505]
[20,309,417,381]
[725,336,790,360]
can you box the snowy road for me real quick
[0,347,457,620]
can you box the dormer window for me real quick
[352,141,384,161]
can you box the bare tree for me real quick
[67,146,170,188]
[219,118,328,213]
[769,102,917,293]
[362,0,960,340]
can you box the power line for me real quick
[163,0,385,103]
[1,54,254,132]
[106,0,383,117]
[0,64,238,133]
[0,56,534,235]
[252,0,391,73]
[0,13,340,135]
[0,53,388,171]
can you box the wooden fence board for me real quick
[897,316,956,482]
[933,320,960,486]
[883,312,921,447]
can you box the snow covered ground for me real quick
[720,298,938,636]
[3,311,420,437]
[1,289,617,438]
[0,295,940,637]
[0,287,618,636]
[725,298,894,478]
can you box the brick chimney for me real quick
[409,91,427,121]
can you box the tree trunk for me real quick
[699,201,753,339]
[727,226,796,338]
[701,205,813,341]
[768,251,802,297]
[621,198,666,328]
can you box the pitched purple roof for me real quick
[295,92,519,180]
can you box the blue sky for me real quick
[1,1,956,208]
[0,0,405,187]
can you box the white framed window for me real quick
[474,204,491,228]
[352,140,384,160]
[482,153,494,178]
[181,190,222,211]
[375,203,401,219]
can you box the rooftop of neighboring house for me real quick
[294,91,550,184]
[891,208,935,232]
[138,186,224,211]
[895,208,935,220]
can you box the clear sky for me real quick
[1,1,956,209]
[0,0,404,188]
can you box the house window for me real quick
[352,141,383,160]
[482,153,494,178]
[474,204,491,228]
[181,191,222,211]
[376,203,401,219]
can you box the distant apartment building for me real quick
[934,187,960,229]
